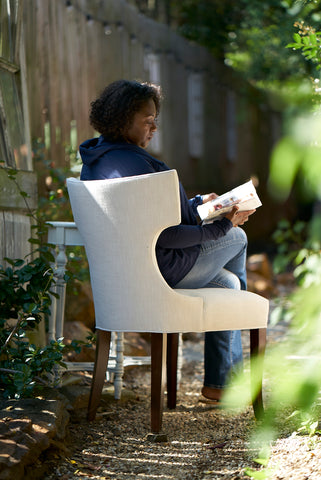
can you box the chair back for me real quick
[67,170,202,332]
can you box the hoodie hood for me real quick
[79,136,126,166]
[79,135,167,174]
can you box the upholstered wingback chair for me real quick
[67,170,269,435]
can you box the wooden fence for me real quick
[23,0,282,238]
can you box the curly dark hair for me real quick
[89,80,162,141]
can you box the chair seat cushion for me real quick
[175,288,269,332]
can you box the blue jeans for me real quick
[175,227,247,388]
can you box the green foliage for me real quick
[272,218,321,280]
[268,109,321,207]
[0,255,55,322]
[0,154,89,399]
[231,16,321,460]
[0,251,67,398]
[170,1,321,471]
[241,217,321,469]
[0,163,63,398]
[287,22,321,68]
[0,334,66,399]
[170,0,321,91]
[294,411,321,436]
[170,0,241,60]
[244,462,272,480]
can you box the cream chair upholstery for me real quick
[67,170,269,435]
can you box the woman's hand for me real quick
[225,206,256,227]
[202,193,218,203]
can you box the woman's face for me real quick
[126,99,157,148]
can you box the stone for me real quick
[59,385,91,410]
[247,271,277,298]
[123,332,151,356]
[247,253,273,280]
[0,394,70,480]
[247,253,276,298]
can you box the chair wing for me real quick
[67,170,202,333]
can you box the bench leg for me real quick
[250,327,267,420]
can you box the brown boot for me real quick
[201,386,223,403]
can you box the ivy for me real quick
[0,151,86,399]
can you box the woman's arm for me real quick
[157,207,256,249]
[157,217,233,249]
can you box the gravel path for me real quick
[38,358,260,480]
[31,319,321,480]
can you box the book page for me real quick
[197,180,262,223]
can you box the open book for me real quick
[197,179,262,223]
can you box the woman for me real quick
[80,79,255,403]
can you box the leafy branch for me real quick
[287,23,321,68]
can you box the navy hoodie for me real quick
[79,135,232,287]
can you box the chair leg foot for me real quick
[87,330,111,421]
[145,433,169,443]
[250,328,267,420]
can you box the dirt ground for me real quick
[30,325,321,480]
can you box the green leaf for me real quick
[4,267,13,277]
[19,191,30,198]
[309,34,317,45]
[253,458,269,467]
[293,33,302,44]
[244,468,269,479]
[3,257,16,266]
[14,259,25,267]
[28,238,41,245]
[293,222,305,234]
[286,42,300,49]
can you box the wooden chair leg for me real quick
[151,333,167,433]
[87,329,111,421]
[167,333,179,409]
[250,327,267,420]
